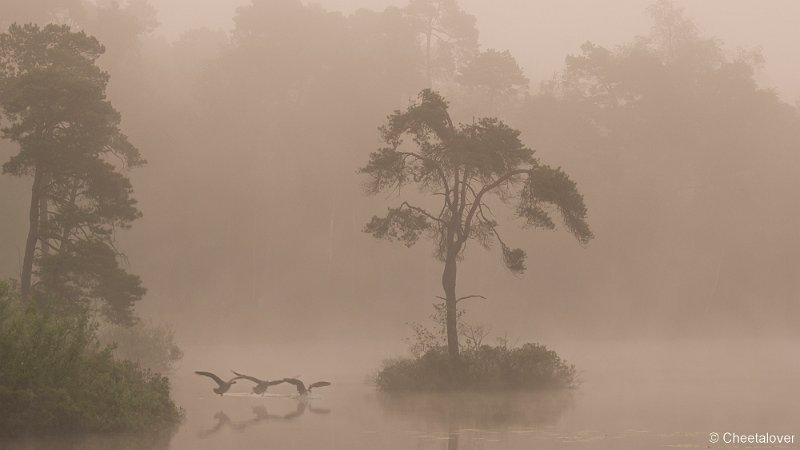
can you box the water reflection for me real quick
[197,398,333,438]
[197,411,243,438]
[0,430,175,450]
[377,389,574,449]
[377,389,574,428]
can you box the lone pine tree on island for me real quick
[360,89,593,358]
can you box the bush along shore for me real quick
[0,281,183,436]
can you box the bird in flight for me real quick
[282,378,331,396]
[231,370,286,395]
[195,371,239,396]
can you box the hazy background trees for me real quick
[1,0,798,345]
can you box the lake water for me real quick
[5,339,800,449]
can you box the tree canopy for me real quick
[0,23,145,324]
[404,0,478,86]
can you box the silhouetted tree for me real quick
[404,0,478,87]
[361,90,592,358]
[457,48,528,110]
[0,24,145,323]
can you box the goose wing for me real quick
[195,371,226,386]
[309,381,331,390]
[266,379,286,387]
[231,370,264,384]
[282,378,306,393]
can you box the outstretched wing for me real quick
[195,371,225,386]
[231,370,264,384]
[282,378,306,393]
[309,381,331,390]
[266,379,286,387]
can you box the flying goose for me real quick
[282,377,331,396]
[195,371,238,396]
[231,370,286,395]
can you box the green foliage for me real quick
[384,306,575,391]
[521,165,593,244]
[376,342,577,392]
[97,320,183,375]
[361,89,592,272]
[364,206,432,247]
[0,281,182,436]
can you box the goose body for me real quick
[231,370,285,395]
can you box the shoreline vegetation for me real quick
[0,281,183,437]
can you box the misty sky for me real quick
[148,0,800,101]
[3,0,799,345]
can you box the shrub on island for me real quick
[375,342,577,391]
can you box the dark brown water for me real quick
[5,339,800,449]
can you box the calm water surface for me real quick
[6,339,800,449]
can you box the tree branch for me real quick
[460,168,531,246]
[456,294,487,304]
[436,294,488,304]
[478,204,508,250]
[398,151,452,208]
[400,201,446,225]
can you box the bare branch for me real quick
[435,294,488,304]
[456,294,487,303]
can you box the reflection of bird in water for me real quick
[252,406,274,420]
[281,399,308,420]
[197,411,246,438]
[195,371,238,396]
[198,402,332,437]
[242,406,282,426]
[308,404,331,414]
[282,378,331,396]
[231,370,286,395]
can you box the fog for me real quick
[147,0,800,101]
[1,0,799,447]
[2,0,799,344]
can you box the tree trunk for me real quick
[21,167,43,301]
[442,248,459,358]
[38,172,50,256]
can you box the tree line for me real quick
[1,0,798,340]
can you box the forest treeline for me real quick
[1,0,799,341]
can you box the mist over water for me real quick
[1,0,799,448]
[3,338,799,449]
